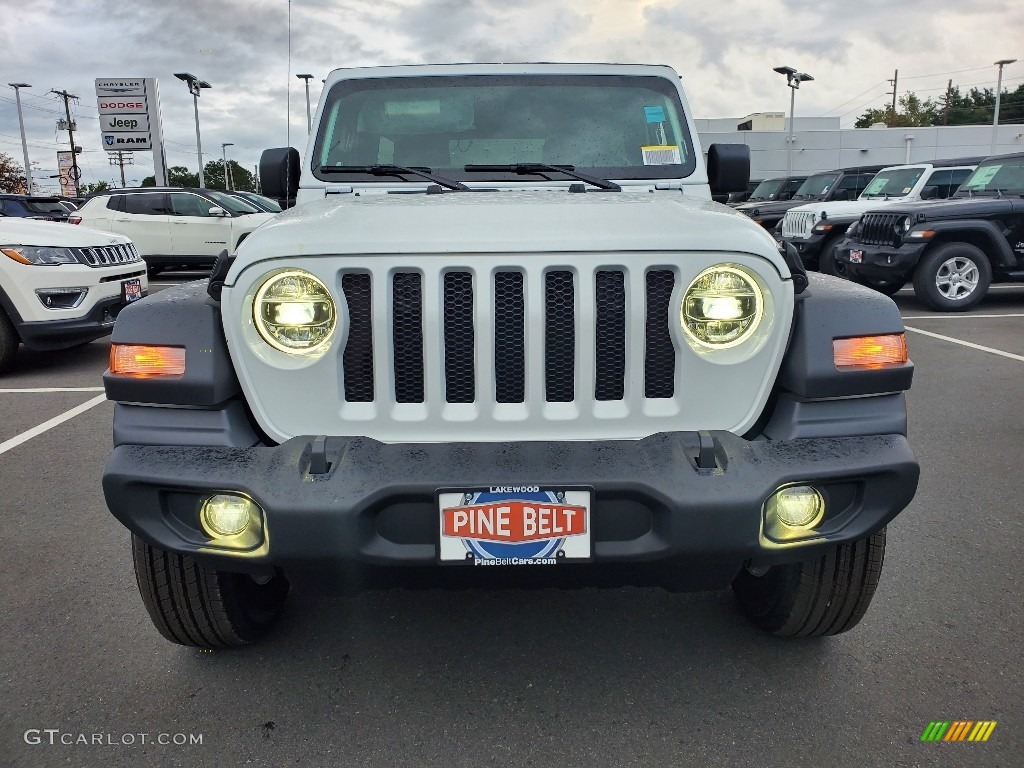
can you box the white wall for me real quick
[697,124,1024,179]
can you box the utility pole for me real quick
[886,69,899,119]
[109,151,132,187]
[8,83,33,194]
[943,79,953,125]
[50,89,80,196]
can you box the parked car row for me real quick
[835,152,1024,310]
[72,187,277,275]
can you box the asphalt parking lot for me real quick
[1,276,1021,768]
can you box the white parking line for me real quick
[0,394,107,456]
[0,387,105,394]
[901,313,1024,320]
[904,326,1024,363]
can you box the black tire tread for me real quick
[0,308,18,373]
[733,528,887,638]
[132,535,285,649]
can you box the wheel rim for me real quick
[935,256,979,300]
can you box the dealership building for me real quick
[695,113,1024,178]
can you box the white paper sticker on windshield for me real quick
[641,145,681,165]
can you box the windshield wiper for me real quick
[464,164,621,191]
[318,165,469,191]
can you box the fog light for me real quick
[769,485,825,529]
[200,494,257,537]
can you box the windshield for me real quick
[203,190,261,214]
[26,200,68,214]
[860,167,925,198]
[747,178,784,201]
[793,173,839,200]
[312,74,696,183]
[239,192,282,212]
[957,157,1024,195]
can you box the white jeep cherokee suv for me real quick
[0,217,147,372]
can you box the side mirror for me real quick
[208,206,228,217]
[260,147,301,205]
[921,185,939,200]
[832,189,850,201]
[707,144,750,195]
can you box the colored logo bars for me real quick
[921,721,997,742]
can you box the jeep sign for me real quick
[100,114,150,133]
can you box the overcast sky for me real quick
[2,0,1021,192]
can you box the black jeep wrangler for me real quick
[733,166,884,233]
[837,153,1024,310]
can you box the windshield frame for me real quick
[860,167,926,198]
[747,178,785,201]
[956,157,1024,196]
[310,74,697,184]
[793,173,840,200]
[203,190,262,214]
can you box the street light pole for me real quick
[296,74,314,133]
[992,58,1017,153]
[773,66,814,177]
[221,142,234,190]
[8,83,33,194]
[174,73,212,187]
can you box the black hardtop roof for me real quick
[88,187,226,196]
[978,151,1024,162]
[0,193,63,201]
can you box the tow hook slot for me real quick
[308,435,331,475]
[695,431,718,470]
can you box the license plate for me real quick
[122,278,143,303]
[438,487,591,565]
[849,249,863,264]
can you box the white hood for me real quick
[0,217,132,247]
[787,197,904,220]
[233,190,790,278]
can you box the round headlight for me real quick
[899,217,911,234]
[682,265,763,348]
[253,270,336,353]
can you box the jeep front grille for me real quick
[340,264,677,408]
[781,211,817,239]
[74,243,140,267]
[857,213,904,247]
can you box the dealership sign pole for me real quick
[95,78,168,187]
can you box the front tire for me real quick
[0,309,18,373]
[912,243,991,311]
[817,235,845,277]
[132,535,289,648]
[732,528,887,637]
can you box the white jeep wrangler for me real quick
[102,64,918,648]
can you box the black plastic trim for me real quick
[777,274,913,398]
[103,281,241,406]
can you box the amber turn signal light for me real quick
[109,344,186,377]
[833,334,907,369]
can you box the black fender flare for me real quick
[916,220,1016,267]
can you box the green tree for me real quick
[141,166,200,187]
[855,92,940,128]
[80,181,110,195]
[202,159,256,192]
[0,151,26,193]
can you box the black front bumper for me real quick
[17,296,141,351]
[104,431,919,593]
[836,240,927,283]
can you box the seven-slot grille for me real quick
[781,211,818,239]
[339,267,677,407]
[74,243,140,267]
[857,213,905,247]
